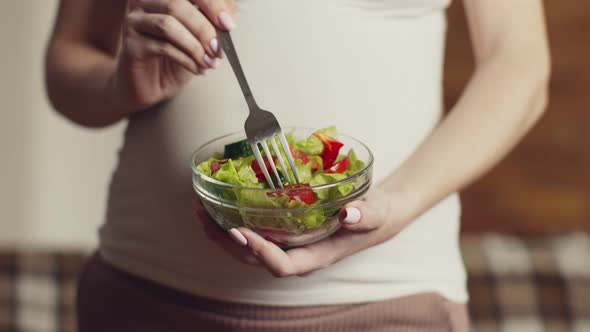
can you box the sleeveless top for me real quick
[99,0,467,305]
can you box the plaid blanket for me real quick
[1,233,589,332]
[464,233,590,332]
[0,252,85,332]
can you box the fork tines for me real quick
[249,132,300,189]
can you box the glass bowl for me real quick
[191,127,373,248]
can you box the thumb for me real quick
[338,201,380,232]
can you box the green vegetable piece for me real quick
[295,135,323,155]
[196,157,216,177]
[309,173,349,201]
[284,132,296,146]
[280,159,314,185]
[223,139,253,159]
[317,126,338,138]
[212,159,243,186]
[237,156,261,187]
[345,149,365,176]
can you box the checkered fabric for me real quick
[0,233,589,332]
[463,233,590,332]
[0,251,85,332]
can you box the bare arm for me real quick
[45,0,129,127]
[380,0,551,220]
[46,0,236,127]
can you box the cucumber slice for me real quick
[223,139,253,159]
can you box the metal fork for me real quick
[216,30,300,189]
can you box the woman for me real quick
[46,0,549,331]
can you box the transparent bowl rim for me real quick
[190,127,374,191]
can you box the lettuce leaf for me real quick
[293,126,338,155]
[283,159,313,184]
[236,156,261,187]
[198,156,263,188]
[284,200,326,229]
[197,157,216,177]
[236,189,280,209]
[285,133,296,146]
[237,187,326,233]
[346,149,365,176]
[295,135,323,155]
[241,197,327,232]
[211,159,243,186]
[317,126,338,138]
[309,173,353,202]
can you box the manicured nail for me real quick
[229,228,247,246]
[342,207,361,224]
[203,54,217,68]
[210,38,220,54]
[218,12,237,30]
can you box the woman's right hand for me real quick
[109,0,237,111]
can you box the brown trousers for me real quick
[77,253,470,332]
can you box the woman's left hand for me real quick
[196,188,415,277]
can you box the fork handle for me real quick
[216,30,258,111]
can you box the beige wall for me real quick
[0,1,125,248]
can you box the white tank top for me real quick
[99,0,467,305]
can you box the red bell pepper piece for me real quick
[313,132,344,170]
[251,156,278,181]
[286,184,316,205]
[267,184,316,205]
[325,156,350,174]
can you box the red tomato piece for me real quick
[313,132,344,170]
[325,156,350,174]
[251,156,278,181]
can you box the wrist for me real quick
[385,188,420,225]
[377,163,426,223]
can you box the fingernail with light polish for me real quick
[210,38,220,54]
[218,12,237,30]
[342,207,361,224]
[229,228,248,246]
[203,54,217,68]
